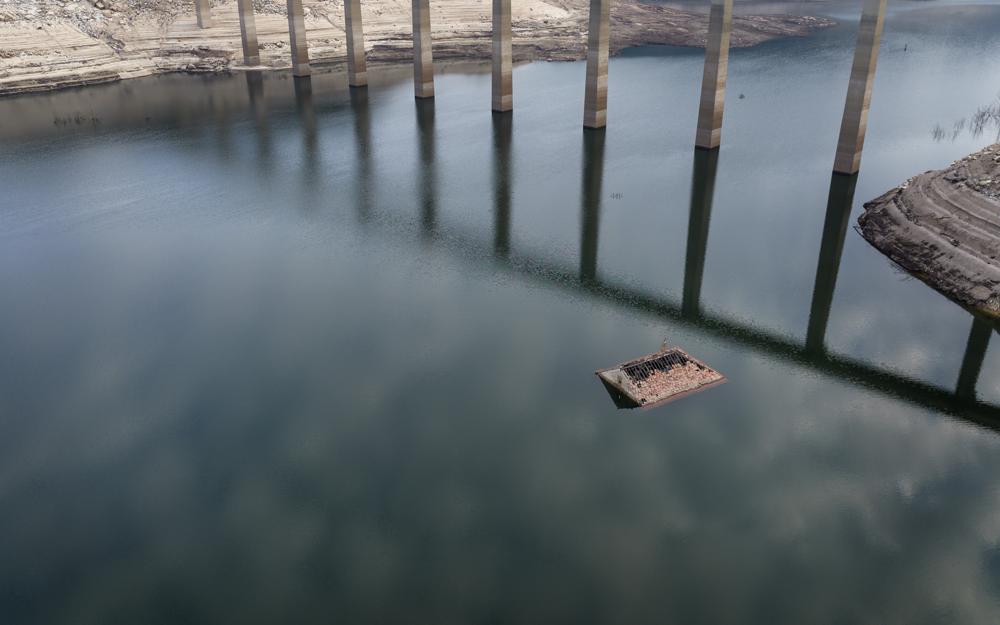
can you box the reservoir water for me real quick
[3,4,1000,623]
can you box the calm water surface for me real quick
[3,4,1000,623]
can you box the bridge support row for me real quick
[578,0,886,172]
[199,0,887,172]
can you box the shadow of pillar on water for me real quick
[580,128,606,284]
[210,92,233,163]
[682,148,720,319]
[805,173,859,356]
[415,98,436,239]
[293,75,318,187]
[350,86,372,224]
[245,71,272,175]
[492,112,513,259]
[956,316,995,400]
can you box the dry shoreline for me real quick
[0,0,832,96]
[859,144,1000,320]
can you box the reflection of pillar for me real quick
[245,72,271,172]
[416,99,436,235]
[350,87,372,222]
[833,0,887,175]
[805,173,858,354]
[695,0,733,149]
[287,0,311,77]
[345,0,368,87]
[492,113,513,257]
[956,317,993,400]
[580,129,606,282]
[237,0,260,65]
[583,0,610,129]
[294,76,318,182]
[195,0,211,28]
[413,0,435,98]
[492,0,513,112]
[682,148,720,318]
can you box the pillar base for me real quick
[583,111,607,129]
[695,129,722,150]
[492,97,513,113]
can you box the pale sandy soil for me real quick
[0,0,832,95]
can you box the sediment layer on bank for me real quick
[859,144,1000,318]
[0,0,832,96]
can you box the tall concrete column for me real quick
[583,0,610,128]
[695,0,733,149]
[492,0,512,112]
[194,0,211,28]
[580,129,606,282]
[805,174,858,354]
[682,148,720,318]
[345,0,368,87]
[287,0,311,77]
[833,0,887,175]
[237,0,260,65]
[412,0,435,98]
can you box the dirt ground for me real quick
[0,0,832,95]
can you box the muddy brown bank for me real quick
[859,144,1000,319]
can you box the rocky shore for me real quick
[0,0,832,96]
[859,144,1000,319]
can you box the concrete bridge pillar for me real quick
[194,0,211,28]
[583,0,610,128]
[833,0,887,175]
[237,0,260,65]
[492,0,513,112]
[413,0,435,98]
[345,0,368,87]
[695,0,733,149]
[286,0,311,77]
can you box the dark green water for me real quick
[3,5,1000,624]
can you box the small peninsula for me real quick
[859,144,1000,318]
